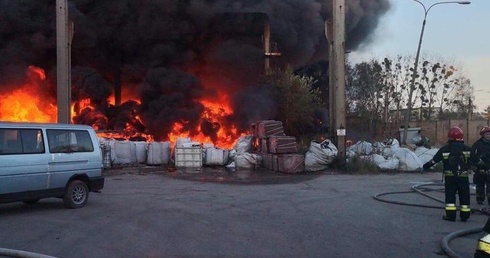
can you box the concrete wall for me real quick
[410,119,490,147]
[345,116,490,147]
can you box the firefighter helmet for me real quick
[448,126,464,141]
[480,126,490,136]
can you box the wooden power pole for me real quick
[56,0,71,124]
[326,0,346,161]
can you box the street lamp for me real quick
[401,0,470,145]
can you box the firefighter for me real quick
[472,126,490,205]
[423,126,476,222]
[475,216,490,257]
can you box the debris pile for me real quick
[346,139,439,172]
[98,122,439,173]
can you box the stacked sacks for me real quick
[346,138,426,172]
[375,139,424,171]
[346,140,399,171]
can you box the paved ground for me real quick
[0,166,488,258]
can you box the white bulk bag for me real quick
[414,146,439,164]
[382,138,400,158]
[370,154,400,171]
[147,141,171,165]
[347,141,373,156]
[394,147,423,171]
[134,141,148,164]
[305,139,338,172]
[234,153,261,169]
[111,140,137,165]
[204,147,229,166]
[233,135,253,154]
[372,142,385,155]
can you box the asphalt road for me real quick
[0,168,488,258]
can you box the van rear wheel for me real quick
[63,180,89,209]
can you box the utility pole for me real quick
[325,21,334,135]
[326,0,346,161]
[56,0,71,124]
[264,15,281,73]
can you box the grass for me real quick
[336,156,381,175]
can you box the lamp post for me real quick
[401,0,470,145]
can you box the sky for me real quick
[349,0,490,112]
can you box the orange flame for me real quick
[108,86,141,105]
[0,66,56,122]
[1,66,249,149]
[168,94,248,149]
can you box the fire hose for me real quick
[373,181,489,258]
[0,247,57,258]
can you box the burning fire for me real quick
[168,97,247,149]
[0,66,248,149]
[0,66,57,123]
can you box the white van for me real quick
[0,122,104,208]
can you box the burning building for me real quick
[0,0,390,148]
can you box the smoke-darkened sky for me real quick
[0,0,390,140]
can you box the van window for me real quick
[0,128,45,155]
[47,129,95,153]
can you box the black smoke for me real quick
[0,0,390,142]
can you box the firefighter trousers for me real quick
[474,172,490,205]
[445,175,471,221]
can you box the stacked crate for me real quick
[254,120,304,174]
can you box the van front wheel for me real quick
[63,180,89,209]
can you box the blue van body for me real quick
[0,122,104,208]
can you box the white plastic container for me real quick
[175,147,203,168]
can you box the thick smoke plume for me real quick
[0,0,390,141]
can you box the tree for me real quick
[484,106,490,120]
[381,56,409,125]
[264,68,324,136]
[346,57,412,138]
[347,60,384,119]
[444,76,475,119]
